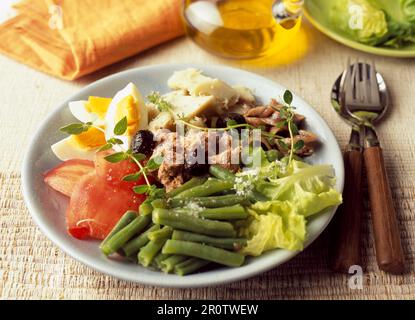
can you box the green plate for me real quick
[304,0,415,58]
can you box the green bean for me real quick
[168,194,248,208]
[199,205,247,220]
[166,177,208,198]
[209,165,235,181]
[172,230,247,251]
[153,253,171,269]
[148,226,173,241]
[162,240,245,267]
[151,198,167,209]
[174,178,234,199]
[172,205,247,220]
[174,258,210,276]
[153,208,236,237]
[160,255,187,273]
[99,211,137,250]
[139,200,153,216]
[122,224,160,257]
[248,190,269,203]
[101,214,151,256]
[138,237,169,267]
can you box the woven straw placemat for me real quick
[1,24,414,299]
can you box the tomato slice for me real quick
[66,172,146,240]
[95,150,145,189]
[68,226,90,240]
[44,159,95,197]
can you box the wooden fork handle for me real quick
[364,146,405,274]
[329,149,363,272]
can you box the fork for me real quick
[329,61,364,272]
[339,60,405,274]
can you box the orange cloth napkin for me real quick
[0,0,184,80]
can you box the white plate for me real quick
[22,64,344,287]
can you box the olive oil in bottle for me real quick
[183,0,303,59]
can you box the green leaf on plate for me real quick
[59,123,90,135]
[107,137,124,145]
[98,143,113,152]
[289,122,299,135]
[104,151,127,163]
[114,116,127,135]
[132,153,146,162]
[146,155,164,170]
[133,185,150,194]
[123,172,142,181]
[293,139,305,151]
[283,90,293,105]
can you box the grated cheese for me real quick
[233,168,259,196]
[184,201,205,217]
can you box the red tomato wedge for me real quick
[95,150,142,189]
[44,159,95,197]
[66,172,146,240]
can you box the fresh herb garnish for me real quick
[104,151,129,163]
[283,90,293,105]
[59,122,92,135]
[279,90,302,163]
[293,139,305,151]
[113,116,128,135]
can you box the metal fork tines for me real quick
[344,60,383,112]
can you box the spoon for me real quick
[330,63,405,274]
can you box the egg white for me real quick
[51,137,97,161]
[104,83,148,150]
[68,100,98,123]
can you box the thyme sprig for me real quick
[280,90,304,163]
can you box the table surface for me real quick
[1,21,414,300]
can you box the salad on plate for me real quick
[44,68,342,275]
[330,0,415,48]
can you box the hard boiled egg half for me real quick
[51,83,147,161]
[52,96,112,161]
[104,83,148,150]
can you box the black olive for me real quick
[184,149,209,177]
[184,162,209,177]
[216,113,246,130]
[131,130,155,155]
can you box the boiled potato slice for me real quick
[162,90,216,119]
[148,111,174,132]
[232,85,256,103]
[167,68,238,106]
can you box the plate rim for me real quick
[304,2,415,58]
[21,63,344,287]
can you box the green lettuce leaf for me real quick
[255,160,342,217]
[368,0,415,47]
[236,158,342,256]
[239,201,306,256]
[330,0,389,45]
[330,0,415,47]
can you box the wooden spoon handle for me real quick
[364,146,405,274]
[329,149,363,272]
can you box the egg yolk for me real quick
[70,127,106,150]
[115,95,140,135]
[86,96,112,119]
